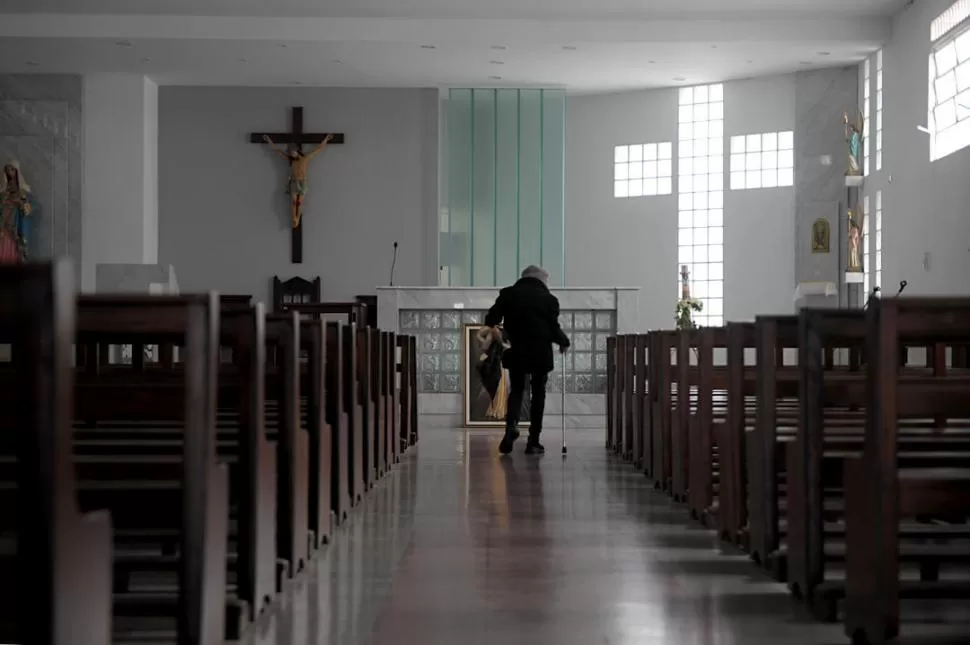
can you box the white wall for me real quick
[158,87,438,304]
[566,74,795,330]
[82,74,159,290]
[880,0,970,294]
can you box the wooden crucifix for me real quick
[250,106,344,263]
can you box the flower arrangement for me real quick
[675,297,704,330]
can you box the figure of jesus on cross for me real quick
[262,133,333,229]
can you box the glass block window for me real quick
[875,190,883,289]
[614,142,673,198]
[863,194,872,295]
[678,83,725,328]
[403,308,615,394]
[876,49,884,171]
[863,57,872,176]
[729,131,794,190]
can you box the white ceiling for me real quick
[0,0,906,92]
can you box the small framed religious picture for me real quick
[811,218,830,254]
[462,324,531,428]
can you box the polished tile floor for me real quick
[243,429,967,645]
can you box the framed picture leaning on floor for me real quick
[462,324,530,428]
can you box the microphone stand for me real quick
[896,280,908,297]
[389,241,398,287]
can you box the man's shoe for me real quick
[499,429,520,455]
[525,442,545,455]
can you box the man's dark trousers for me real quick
[506,368,549,444]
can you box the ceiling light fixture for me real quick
[673,76,686,81]
[489,75,502,80]
[115,40,132,47]
[291,80,303,85]
[711,45,718,49]
[818,51,831,56]
[490,45,507,50]
[490,60,504,65]
[278,43,288,48]
[799,60,812,65]
[420,44,436,49]
[562,45,577,51]
[648,60,656,64]
[25,61,40,67]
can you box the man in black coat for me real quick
[484,265,570,455]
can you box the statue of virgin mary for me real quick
[0,160,35,263]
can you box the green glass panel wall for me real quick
[441,88,566,287]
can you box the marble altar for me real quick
[377,286,640,432]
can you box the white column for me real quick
[81,74,159,291]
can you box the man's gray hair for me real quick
[521,265,549,283]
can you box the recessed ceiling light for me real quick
[490,45,507,50]
[562,45,578,51]
[673,76,686,81]
[489,75,502,80]
[420,44,436,49]
[711,45,718,49]
[799,60,812,65]
[291,80,303,85]
[818,51,831,56]
[25,61,40,67]
[648,60,656,64]
[115,40,132,47]
[490,60,504,65]
[278,43,288,48]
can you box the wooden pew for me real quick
[632,333,649,472]
[842,298,970,643]
[382,331,400,468]
[687,327,729,526]
[299,318,333,550]
[345,324,365,504]
[264,313,310,579]
[650,331,677,490]
[718,322,756,546]
[671,329,701,502]
[325,322,352,523]
[77,304,281,628]
[0,262,113,645]
[72,293,230,645]
[747,315,799,575]
[398,335,418,448]
[606,336,617,452]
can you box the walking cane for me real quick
[561,367,567,456]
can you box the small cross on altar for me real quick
[250,106,345,264]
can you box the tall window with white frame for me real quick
[876,49,884,170]
[864,58,872,176]
[875,190,883,289]
[863,195,871,295]
[614,143,673,198]
[678,84,725,327]
[929,1,970,161]
[728,131,794,190]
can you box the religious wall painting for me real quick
[0,160,36,264]
[250,107,345,264]
[463,324,530,428]
[811,218,830,254]
[847,205,864,272]
[843,110,864,176]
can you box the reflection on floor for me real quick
[242,429,967,645]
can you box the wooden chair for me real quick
[272,276,321,313]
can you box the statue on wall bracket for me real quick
[843,110,864,176]
[0,161,35,263]
[847,206,864,272]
